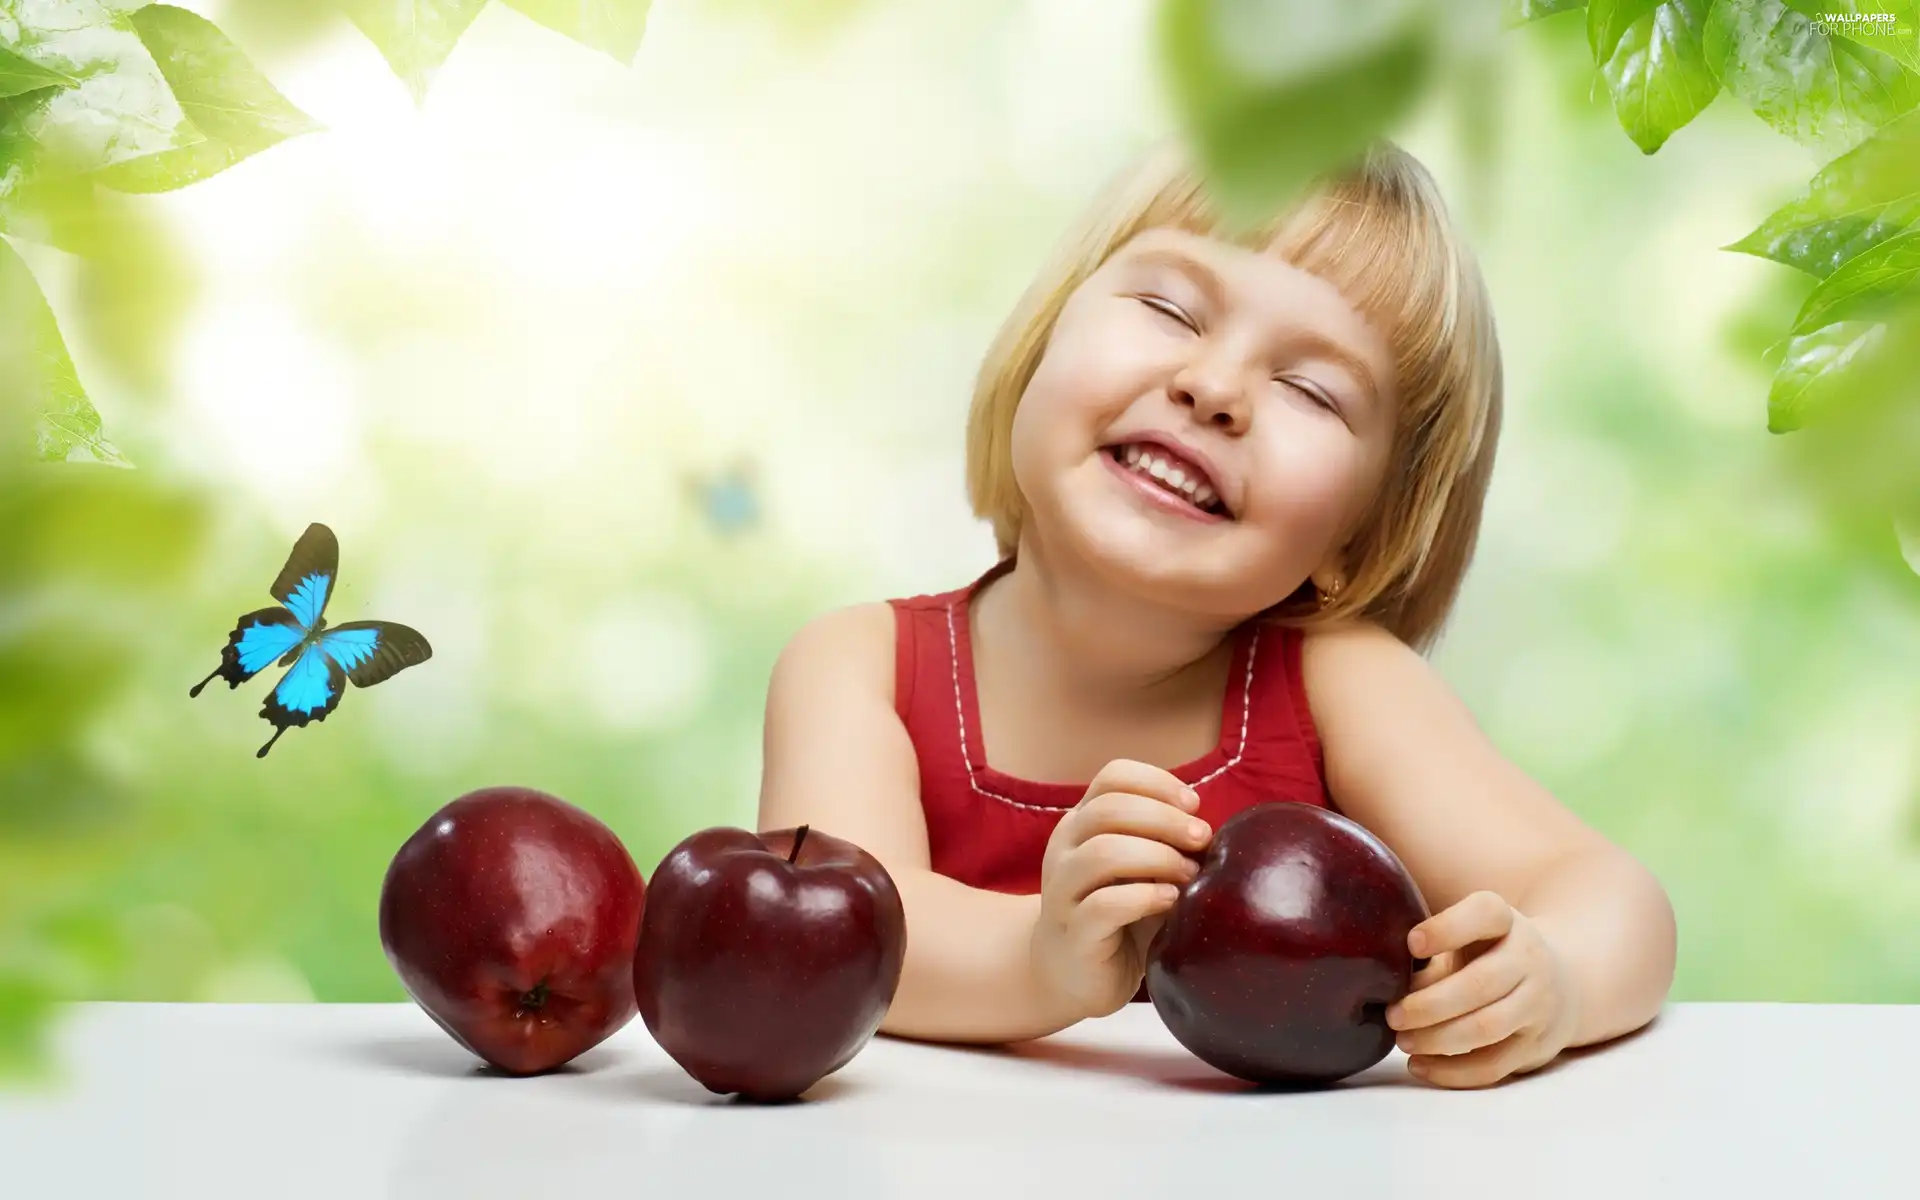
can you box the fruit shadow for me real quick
[336,1035,869,1106]
[339,1035,613,1081]
[985,1037,1413,1094]
[599,1064,863,1108]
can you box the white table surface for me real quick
[1,1001,1913,1198]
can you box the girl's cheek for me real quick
[1029,362,1131,429]
[1045,319,1162,394]
[1243,437,1362,526]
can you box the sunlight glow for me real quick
[176,298,363,513]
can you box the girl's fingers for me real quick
[1408,948,1462,992]
[1388,943,1525,1032]
[1059,832,1199,903]
[1078,760,1200,814]
[1408,1031,1540,1090]
[1413,890,1512,956]
[1409,890,1512,958]
[1080,881,1181,941]
[1395,983,1534,1057]
[1071,790,1213,855]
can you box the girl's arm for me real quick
[1303,622,1677,1053]
[756,603,1074,1044]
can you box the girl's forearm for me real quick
[877,867,1077,1045]
[1520,847,1678,1048]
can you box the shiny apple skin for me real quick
[1145,801,1429,1085]
[379,786,646,1075]
[633,825,907,1102]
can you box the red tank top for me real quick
[887,557,1332,1003]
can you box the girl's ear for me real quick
[1311,557,1348,593]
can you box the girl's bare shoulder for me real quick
[772,602,898,702]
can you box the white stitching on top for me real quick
[945,600,1258,812]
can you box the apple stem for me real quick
[520,980,548,1013]
[788,824,810,864]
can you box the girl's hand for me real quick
[1029,759,1211,1024]
[1386,890,1579,1089]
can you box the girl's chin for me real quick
[1081,490,1237,549]
[1046,495,1290,603]
[1065,510,1240,582]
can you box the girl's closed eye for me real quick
[1277,376,1338,413]
[1135,294,1197,332]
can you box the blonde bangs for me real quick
[966,137,1503,653]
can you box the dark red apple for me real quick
[1145,801,1429,1085]
[379,786,646,1075]
[634,824,906,1102]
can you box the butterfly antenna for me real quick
[190,666,220,698]
[257,727,288,759]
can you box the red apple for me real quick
[634,824,907,1102]
[1145,801,1429,1085]
[379,786,646,1075]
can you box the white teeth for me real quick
[1114,443,1222,514]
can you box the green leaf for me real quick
[1768,318,1886,429]
[0,235,129,466]
[1705,0,1920,154]
[338,0,490,103]
[1727,107,1920,277]
[500,0,653,63]
[0,165,109,256]
[91,5,321,193]
[0,87,54,216]
[1589,0,1660,62]
[1,91,136,257]
[1602,0,1720,152]
[1159,0,1436,232]
[0,43,79,98]
[0,0,205,173]
[1791,226,1920,330]
[1770,311,1920,534]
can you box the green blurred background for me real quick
[3,0,1917,1075]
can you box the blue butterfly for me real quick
[191,523,431,758]
[684,459,759,535]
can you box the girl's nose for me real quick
[1172,370,1251,433]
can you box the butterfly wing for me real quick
[250,622,429,758]
[254,640,347,756]
[704,476,759,532]
[192,523,337,700]
[319,621,433,687]
[684,461,759,534]
[192,607,308,695]
[272,523,340,633]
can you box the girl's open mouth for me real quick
[1102,444,1232,522]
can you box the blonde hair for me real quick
[965,137,1503,655]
